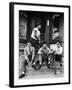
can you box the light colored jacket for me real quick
[24,46,35,61]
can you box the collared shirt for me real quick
[31,27,40,40]
[54,46,63,55]
[24,46,35,61]
[38,47,50,55]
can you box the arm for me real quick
[31,28,37,40]
[47,47,51,53]
[34,30,37,38]
[38,36,41,43]
[47,47,50,51]
[38,47,43,54]
[34,28,40,42]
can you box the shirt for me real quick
[31,27,40,40]
[54,46,63,55]
[24,46,35,61]
[38,47,50,55]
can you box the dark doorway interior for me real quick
[19,11,64,47]
[22,11,52,45]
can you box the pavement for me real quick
[19,61,64,79]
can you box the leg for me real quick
[19,55,25,78]
[19,58,28,78]
[32,57,35,64]
[53,60,57,75]
[54,54,61,75]
[32,54,42,69]
[38,54,42,65]
[58,55,62,67]
[43,55,49,68]
[47,54,51,68]
[30,38,40,53]
[30,38,37,48]
[55,54,62,67]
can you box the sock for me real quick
[33,62,35,65]
[40,62,41,65]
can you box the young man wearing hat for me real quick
[37,41,51,67]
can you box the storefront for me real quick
[19,11,64,53]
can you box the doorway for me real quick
[26,11,50,46]
[19,11,53,46]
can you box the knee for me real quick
[38,54,42,59]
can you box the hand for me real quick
[49,49,53,53]
[27,59,29,63]
[54,51,57,55]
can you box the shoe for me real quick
[60,64,62,67]
[32,64,34,68]
[47,64,50,69]
[25,62,28,66]
[19,74,25,78]
[32,63,35,68]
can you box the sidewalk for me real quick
[20,61,64,79]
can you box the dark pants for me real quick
[54,54,62,74]
[23,60,28,73]
[42,55,49,66]
[55,54,62,62]
[30,38,40,53]
[38,54,49,66]
[23,55,35,73]
[30,38,39,47]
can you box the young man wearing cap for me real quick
[37,41,51,67]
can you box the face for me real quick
[27,42,31,47]
[43,43,47,48]
[38,25,41,29]
[56,42,60,47]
